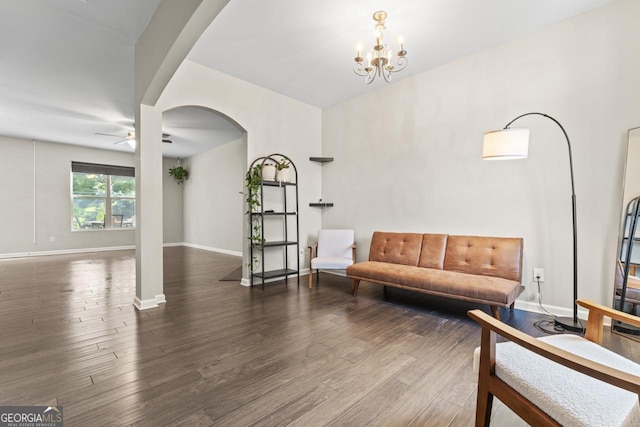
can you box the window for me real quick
[71,162,135,230]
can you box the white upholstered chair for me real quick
[308,229,356,289]
[469,300,640,426]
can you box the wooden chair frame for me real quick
[468,299,640,426]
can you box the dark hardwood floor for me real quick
[0,247,636,426]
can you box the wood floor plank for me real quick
[0,248,636,426]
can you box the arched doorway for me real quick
[162,105,247,268]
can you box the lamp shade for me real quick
[482,128,530,160]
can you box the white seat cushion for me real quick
[311,256,354,270]
[474,335,640,426]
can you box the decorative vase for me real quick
[276,167,290,183]
[261,164,276,181]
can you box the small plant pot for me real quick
[262,164,276,181]
[276,167,290,183]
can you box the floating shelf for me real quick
[309,202,334,207]
[309,157,334,163]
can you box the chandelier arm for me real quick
[365,72,376,84]
[391,56,408,73]
[382,67,392,82]
[353,63,370,77]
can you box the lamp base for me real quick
[554,316,584,333]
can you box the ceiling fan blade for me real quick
[162,139,173,144]
[114,139,128,145]
[96,132,124,138]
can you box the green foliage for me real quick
[72,172,135,230]
[73,173,106,196]
[111,176,135,196]
[169,165,189,184]
[276,159,290,170]
[246,164,264,268]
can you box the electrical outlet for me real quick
[49,236,56,243]
[533,268,544,283]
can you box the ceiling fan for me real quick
[95,130,173,145]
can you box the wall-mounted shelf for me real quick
[309,157,334,163]
[309,202,334,207]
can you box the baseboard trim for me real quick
[0,243,242,260]
[240,268,310,287]
[0,245,135,260]
[133,296,158,310]
[181,242,242,257]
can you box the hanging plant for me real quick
[246,164,266,267]
[169,165,189,184]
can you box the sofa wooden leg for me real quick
[316,269,320,284]
[490,306,500,320]
[510,302,515,311]
[352,279,360,296]
[308,270,313,289]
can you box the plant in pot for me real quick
[261,161,277,181]
[245,164,264,267]
[276,159,291,183]
[168,165,189,184]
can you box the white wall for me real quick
[162,157,184,244]
[0,136,185,256]
[182,136,246,254]
[321,0,640,311]
[155,60,323,279]
[0,136,136,255]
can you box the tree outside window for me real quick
[71,164,135,230]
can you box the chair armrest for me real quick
[351,242,357,262]
[468,309,640,396]
[308,242,318,251]
[577,299,640,328]
[577,299,640,344]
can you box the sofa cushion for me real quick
[444,235,523,282]
[417,234,448,269]
[368,232,423,266]
[346,261,523,306]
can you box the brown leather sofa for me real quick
[346,232,524,319]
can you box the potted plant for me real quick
[276,159,291,183]
[168,165,189,184]
[261,161,277,181]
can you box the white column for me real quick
[134,103,165,310]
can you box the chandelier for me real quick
[353,11,407,84]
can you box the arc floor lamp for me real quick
[483,112,582,332]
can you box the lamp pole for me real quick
[502,112,582,332]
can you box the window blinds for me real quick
[71,161,135,177]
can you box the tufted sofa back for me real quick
[368,231,523,282]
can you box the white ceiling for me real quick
[0,0,616,158]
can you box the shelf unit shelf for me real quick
[252,268,298,279]
[309,202,334,208]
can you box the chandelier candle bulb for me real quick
[399,36,404,51]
